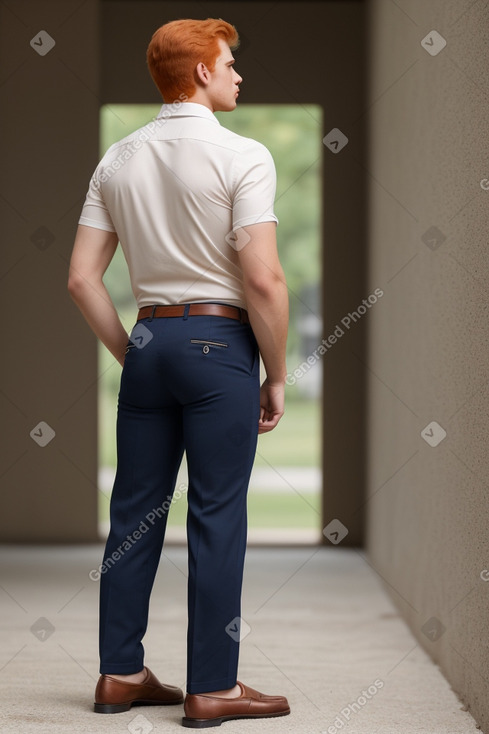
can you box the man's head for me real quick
[147,18,242,112]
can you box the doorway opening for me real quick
[98,103,323,543]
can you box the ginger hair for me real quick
[147,18,239,103]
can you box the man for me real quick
[68,18,289,728]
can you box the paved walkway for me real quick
[0,546,479,733]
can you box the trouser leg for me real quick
[183,322,260,694]
[97,313,260,686]
[99,350,184,674]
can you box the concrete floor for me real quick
[0,546,479,733]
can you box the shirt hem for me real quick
[78,216,117,233]
[232,215,278,230]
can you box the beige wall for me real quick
[0,0,369,545]
[366,0,489,730]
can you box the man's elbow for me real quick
[244,270,286,301]
[67,270,88,301]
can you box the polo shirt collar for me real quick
[156,102,220,125]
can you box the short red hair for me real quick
[147,18,239,103]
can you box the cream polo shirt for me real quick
[78,102,279,310]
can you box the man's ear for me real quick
[195,62,211,87]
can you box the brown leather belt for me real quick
[137,303,249,324]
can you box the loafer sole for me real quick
[95,697,184,714]
[182,706,290,728]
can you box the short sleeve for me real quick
[231,142,279,236]
[78,163,117,233]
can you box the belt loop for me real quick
[239,307,246,324]
[147,305,156,322]
[183,304,190,320]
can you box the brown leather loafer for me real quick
[182,681,290,728]
[94,666,184,713]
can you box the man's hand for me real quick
[258,379,285,434]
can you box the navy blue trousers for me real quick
[98,309,260,694]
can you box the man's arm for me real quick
[236,222,289,434]
[67,224,129,366]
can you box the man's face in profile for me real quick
[205,38,243,112]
